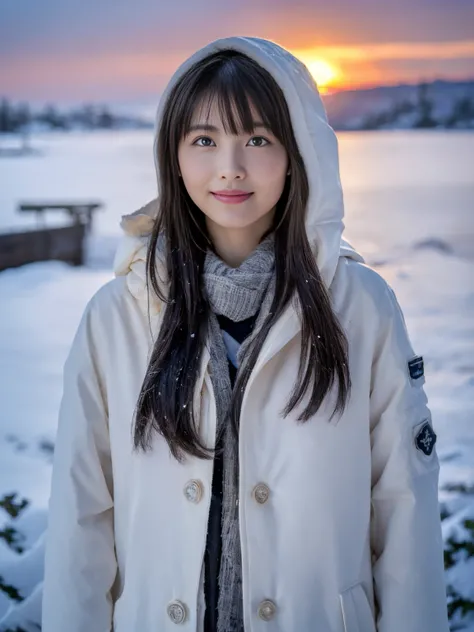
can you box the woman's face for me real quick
[177,100,289,240]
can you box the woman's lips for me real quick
[211,192,253,204]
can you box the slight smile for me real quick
[211,190,254,204]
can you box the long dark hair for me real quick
[133,49,351,461]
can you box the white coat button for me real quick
[253,483,270,504]
[167,600,187,624]
[184,479,203,503]
[258,599,277,621]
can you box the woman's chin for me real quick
[204,210,273,233]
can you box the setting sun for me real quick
[292,51,342,91]
[307,59,339,88]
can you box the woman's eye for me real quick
[192,136,270,147]
[247,136,270,147]
[193,137,215,147]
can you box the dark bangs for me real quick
[173,50,290,143]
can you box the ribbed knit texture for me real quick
[202,237,275,322]
[201,232,276,632]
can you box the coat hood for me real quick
[114,36,364,306]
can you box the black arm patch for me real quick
[415,421,437,456]
[408,356,424,380]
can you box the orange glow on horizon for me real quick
[2,38,473,102]
[291,39,474,92]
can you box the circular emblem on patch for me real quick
[415,421,437,456]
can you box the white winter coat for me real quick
[42,36,449,632]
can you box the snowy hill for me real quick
[323,79,474,131]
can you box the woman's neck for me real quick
[206,213,274,268]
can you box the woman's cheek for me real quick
[252,150,287,179]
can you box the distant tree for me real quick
[14,102,31,130]
[392,99,416,118]
[359,108,394,130]
[97,106,114,128]
[414,83,437,128]
[358,96,418,130]
[0,98,13,133]
[14,102,32,149]
[446,96,474,128]
[80,104,98,128]
[39,103,67,129]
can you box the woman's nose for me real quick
[217,147,246,181]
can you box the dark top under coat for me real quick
[203,313,257,632]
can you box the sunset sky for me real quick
[1,0,473,104]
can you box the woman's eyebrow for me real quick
[187,121,268,133]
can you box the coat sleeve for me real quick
[369,284,449,632]
[42,294,117,632]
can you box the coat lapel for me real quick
[242,301,302,402]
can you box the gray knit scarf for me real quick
[201,232,276,632]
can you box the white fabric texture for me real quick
[42,36,449,632]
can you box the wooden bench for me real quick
[18,201,102,233]
[0,201,103,271]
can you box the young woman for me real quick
[42,37,449,632]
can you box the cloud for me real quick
[295,40,474,63]
[2,0,474,57]
[1,0,473,99]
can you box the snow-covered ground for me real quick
[0,129,473,630]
